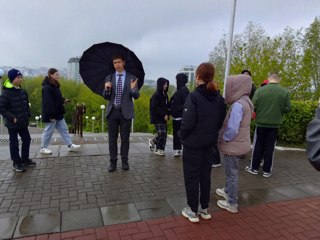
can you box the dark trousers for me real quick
[153,123,167,150]
[183,146,213,213]
[107,108,132,163]
[8,127,31,164]
[212,145,221,165]
[251,127,278,173]
[172,120,182,150]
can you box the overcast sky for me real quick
[1,0,319,81]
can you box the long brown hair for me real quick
[47,68,60,87]
[196,62,218,92]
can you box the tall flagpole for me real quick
[223,0,237,97]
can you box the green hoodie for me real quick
[252,82,291,128]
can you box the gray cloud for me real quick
[0,0,319,81]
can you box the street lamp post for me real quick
[223,0,237,97]
[35,116,39,128]
[91,116,95,133]
[85,116,89,130]
[100,105,105,133]
[39,115,42,128]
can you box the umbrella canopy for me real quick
[80,42,145,96]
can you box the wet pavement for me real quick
[0,131,319,239]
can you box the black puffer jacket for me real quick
[0,80,31,129]
[150,78,170,124]
[41,77,65,122]
[180,84,226,149]
[170,74,190,118]
[306,107,320,171]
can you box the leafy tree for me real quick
[302,17,320,100]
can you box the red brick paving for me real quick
[16,196,320,240]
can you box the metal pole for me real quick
[223,0,237,97]
[101,109,104,133]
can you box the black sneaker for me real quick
[22,159,36,167]
[12,163,26,172]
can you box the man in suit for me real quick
[103,54,140,172]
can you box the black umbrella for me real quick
[79,42,145,96]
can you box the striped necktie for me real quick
[115,74,123,106]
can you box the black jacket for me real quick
[150,78,170,124]
[170,78,190,118]
[306,107,320,171]
[180,84,226,149]
[0,80,31,129]
[41,77,66,122]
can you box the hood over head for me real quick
[176,73,188,89]
[157,77,169,93]
[225,74,252,105]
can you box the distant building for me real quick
[179,65,196,86]
[67,57,82,81]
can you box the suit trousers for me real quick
[107,108,132,163]
[172,120,182,150]
[183,146,213,213]
[8,127,31,163]
[251,127,278,173]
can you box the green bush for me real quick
[278,101,318,145]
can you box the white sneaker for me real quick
[148,139,155,152]
[217,200,238,213]
[212,163,222,168]
[39,148,52,155]
[68,144,81,151]
[174,150,181,157]
[263,171,272,178]
[182,207,199,223]
[198,208,211,220]
[154,149,165,156]
[216,188,228,200]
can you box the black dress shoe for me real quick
[122,162,129,170]
[108,163,116,172]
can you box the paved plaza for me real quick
[0,131,319,239]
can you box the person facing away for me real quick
[103,53,140,172]
[179,62,226,223]
[242,69,256,99]
[216,74,254,213]
[149,77,170,156]
[0,69,36,172]
[168,73,189,157]
[39,68,80,155]
[245,73,291,177]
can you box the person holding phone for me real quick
[103,54,140,172]
[39,68,80,155]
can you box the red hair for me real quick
[196,63,218,92]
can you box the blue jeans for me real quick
[224,155,240,205]
[41,119,72,148]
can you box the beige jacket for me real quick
[218,74,254,156]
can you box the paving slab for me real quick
[101,203,141,225]
[135,199,176,220]
[61,208,103,232]
[166,196,187,215]
[0,216,18,240]
[13,212,60,238]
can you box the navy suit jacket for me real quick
[103,72,140,120]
